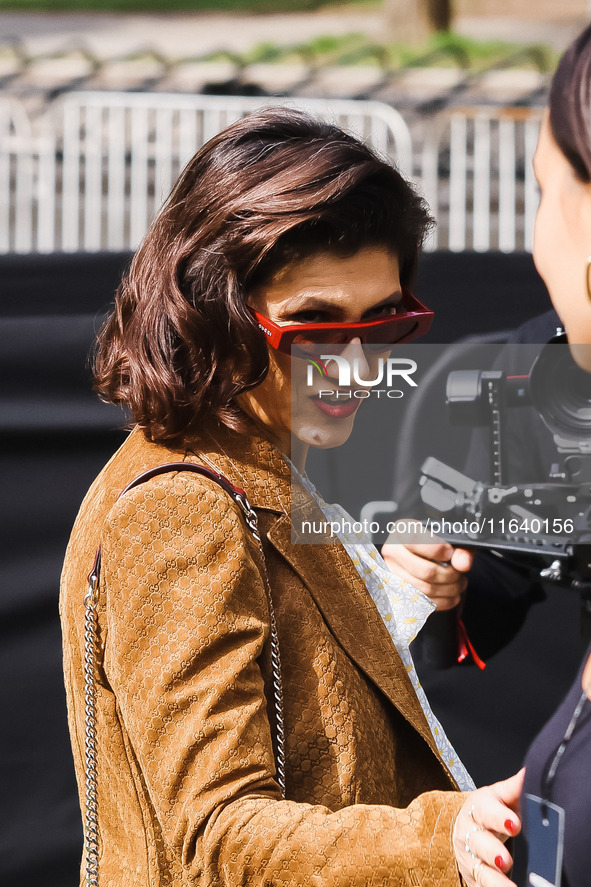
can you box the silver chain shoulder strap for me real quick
[83,462,286,886]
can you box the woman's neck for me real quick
[290,438,309,474]
[239,411,309,473]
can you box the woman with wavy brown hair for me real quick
[60,106,522,887]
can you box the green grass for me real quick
[423,31,557,70]
[0,0,377,11]
[241,31,558,72]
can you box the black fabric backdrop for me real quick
[0,251,577,886]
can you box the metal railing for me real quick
[0,98,55,253]
[0,92,542,255]
[0,93,412,254]
[419,106,543,252]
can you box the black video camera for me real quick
[419,335,591,638]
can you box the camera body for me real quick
[418,336,591,637]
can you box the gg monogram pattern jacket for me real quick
[60,425,467,886]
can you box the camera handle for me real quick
[484,373,506,485]
[446,370,508,484]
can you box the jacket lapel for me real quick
[267,514,449,770]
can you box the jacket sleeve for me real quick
[101,471,466,886]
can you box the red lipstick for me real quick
[311,395,362,419]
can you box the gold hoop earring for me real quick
[586,256,591,302]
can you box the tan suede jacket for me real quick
[60,425,467,886]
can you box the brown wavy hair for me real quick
[94,106,433,446]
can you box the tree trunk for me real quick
[428,0,452,32]
[384,0,452,43]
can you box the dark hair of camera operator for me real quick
[60,107,524,887]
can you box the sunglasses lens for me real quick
[290,331,351,354]
[365,317,419,347]
[291,330,349,346]
[279,312,428,355]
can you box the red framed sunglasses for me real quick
[249,289,433,355]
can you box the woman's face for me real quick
[238,247,403,468]
[533,112,591,368]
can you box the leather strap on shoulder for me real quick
[87,462,259,587]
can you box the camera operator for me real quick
[386,22,591,885]
[383,309,585,789]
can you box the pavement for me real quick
[0,9,390,58]
[455,15,585,50]
[0,7,588,58]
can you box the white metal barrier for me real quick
[12,93,413,254]
[0,98,56,254]
[420,106,543,252]
[0,93,542,255]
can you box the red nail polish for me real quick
[495,856,505,870]
[504,819,516,834]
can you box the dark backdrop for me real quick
[0,250,560,886]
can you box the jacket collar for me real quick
[187,423,292,514]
